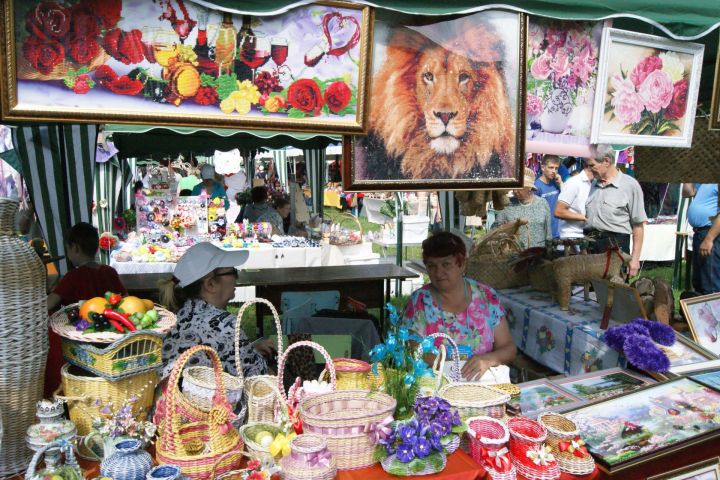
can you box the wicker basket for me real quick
[182,367,245,416]
[300,390,396,470]
[466,254,529,290]
[538,413,595,476]
[416,332,462,397]
[57,364,158,436]
[438,383,510,422]
[61,330,163,381]
[241,299,285,424]
[278,340,337,407]
[467,416,517,480]
[238,420,285,464]
[281,434,337,480]
[17,48,111,81]
[320,358,371,390]
[0,198,48,476]
[507,417,560,480]
[328,213,363,246]
[155,345,244,479]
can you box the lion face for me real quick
[416,48,477,155]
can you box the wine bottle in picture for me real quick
[193,7,210,59]
[215,12,236,75]
[234,15,254,82]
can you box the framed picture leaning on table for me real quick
[551,367,656,402]
[590,27,704,147]
[0,0,373,134]
[681,292,720,357]
[344,9,526,191]
[653,333,720,379]
[647,457,720,480]
[509,378,584,417]
[563,377,720,474]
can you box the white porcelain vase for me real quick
[540,87,574,134]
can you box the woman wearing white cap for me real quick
[192,164,230,209]
[159,242,276,380]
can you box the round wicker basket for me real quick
[438,383,510,421]
[538,412,595,476]
[0,198,47,476]
[17,49,111,81]
[329,213,363,246]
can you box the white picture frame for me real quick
[591,28,704,147]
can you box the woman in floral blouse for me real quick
[403,232,516,381]
[159,242,276,380]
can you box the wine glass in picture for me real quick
[271,37,288,66]
[240,35,271,79]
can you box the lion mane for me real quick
[366,20,516,180]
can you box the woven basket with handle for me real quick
[320,358,371,390]
[155,345,243,479]
[416,332,461,397]
[438,383,510,422]
[329,213,363,246]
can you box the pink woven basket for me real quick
[280,434,337,480]
[467,416,517,480]
[300,390,396,470]
[507,417,560,480]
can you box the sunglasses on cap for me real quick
[214,268,238,279]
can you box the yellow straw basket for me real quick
[438,383,510,422]
[321,358,371,390]
[56,364,158,436]
[61,330,163,381]
[538,412,595,476]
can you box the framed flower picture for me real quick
[647,457,720,480]
[681,292,720,357]
[564,377,720,474]
[509,379,584,417]
[552,368,656,402]
[343,9,526,191]
[655,333,720,379]
[591,28,704,147]
[0,0,372,134]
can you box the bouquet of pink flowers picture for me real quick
[605,51,689,136]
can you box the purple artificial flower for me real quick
[437,411,454,432]
[415,397,439,418]
[623,334,670,372]
[380,432,396,446]
[604,323,650,351]
[429,421,447,438]
[396,442,415,463]
[633,318,676,346]
[75,319,91,331]
[385,443,396,455]
[413,437,432,459]
[437,398,452,412]
[451,411,462,427]
[429,433,443,451]
[397,424,417,443]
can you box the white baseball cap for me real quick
[173,242,248,287]
[200,164,216,180]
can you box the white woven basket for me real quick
[0,198,48,476]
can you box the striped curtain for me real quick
[94,159,123,264]
[241,149,255,183]
[438,191,466,232]
[12,125,97,274]
[303,148,326,217]
[120,157,137,211]
[272,149,288,190]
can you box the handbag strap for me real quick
[161,345,230,454]
[277,340,337,403]
[236,298,284,377]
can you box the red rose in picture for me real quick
[88,0,122,30]
[664,79,689,119]
[70,4,100,38]
[287,79,324,115]
[22,36,65,75]
[103,28,144,64]
[66,34,100,64]
[94,64,118,88]
[107,76,144,96]
[25,1,71,39]
[324,81,351,113]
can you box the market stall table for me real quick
[239,264,419,336]
[497,286,626,375]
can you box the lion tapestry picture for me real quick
[345,10,526,191]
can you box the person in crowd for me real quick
[238,185,281,226]
[275,198,292,234]
[683,183,720,294]
[403,231,516,381]
[46,222,128,396]
[492,168,552,249]
[159,242,276,379]
[555,158,593,239]
[584,144,647,276]
[192,164,230,209]
[534,155,562,239]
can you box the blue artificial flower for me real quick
[398,327,410,342]
[408,333,422,343]
[392,350,406,368]
[371,363,379,375]
[397,424,417,443]
[413,437,432,459]
[429,433,443,451]
[420,337,434,353]
[403,373,415,386]
[369,344,386,363]
[396,442,415,463]
[429,421,447,437]
[386,334,398,349]
[386,303,400,326]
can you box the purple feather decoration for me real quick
[632,318,676,346]
[623,334,670,372]
[603,323,650,351]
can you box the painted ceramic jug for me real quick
[100,438,153,480]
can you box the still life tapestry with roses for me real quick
[3,0,371,133]
[591,28,704,148]
[526,19,603,157]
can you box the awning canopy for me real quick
[194,0,719,40]
[105,124,341,158]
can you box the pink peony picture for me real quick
[592,28,704,148]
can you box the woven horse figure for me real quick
[553,249,630,310]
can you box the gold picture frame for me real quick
[651,333,720,380]
[0,0,373,134]
[710,31,720,130]
[647,457,720,480]
[682,291,720,357]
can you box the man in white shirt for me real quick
[554,158,593,239]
